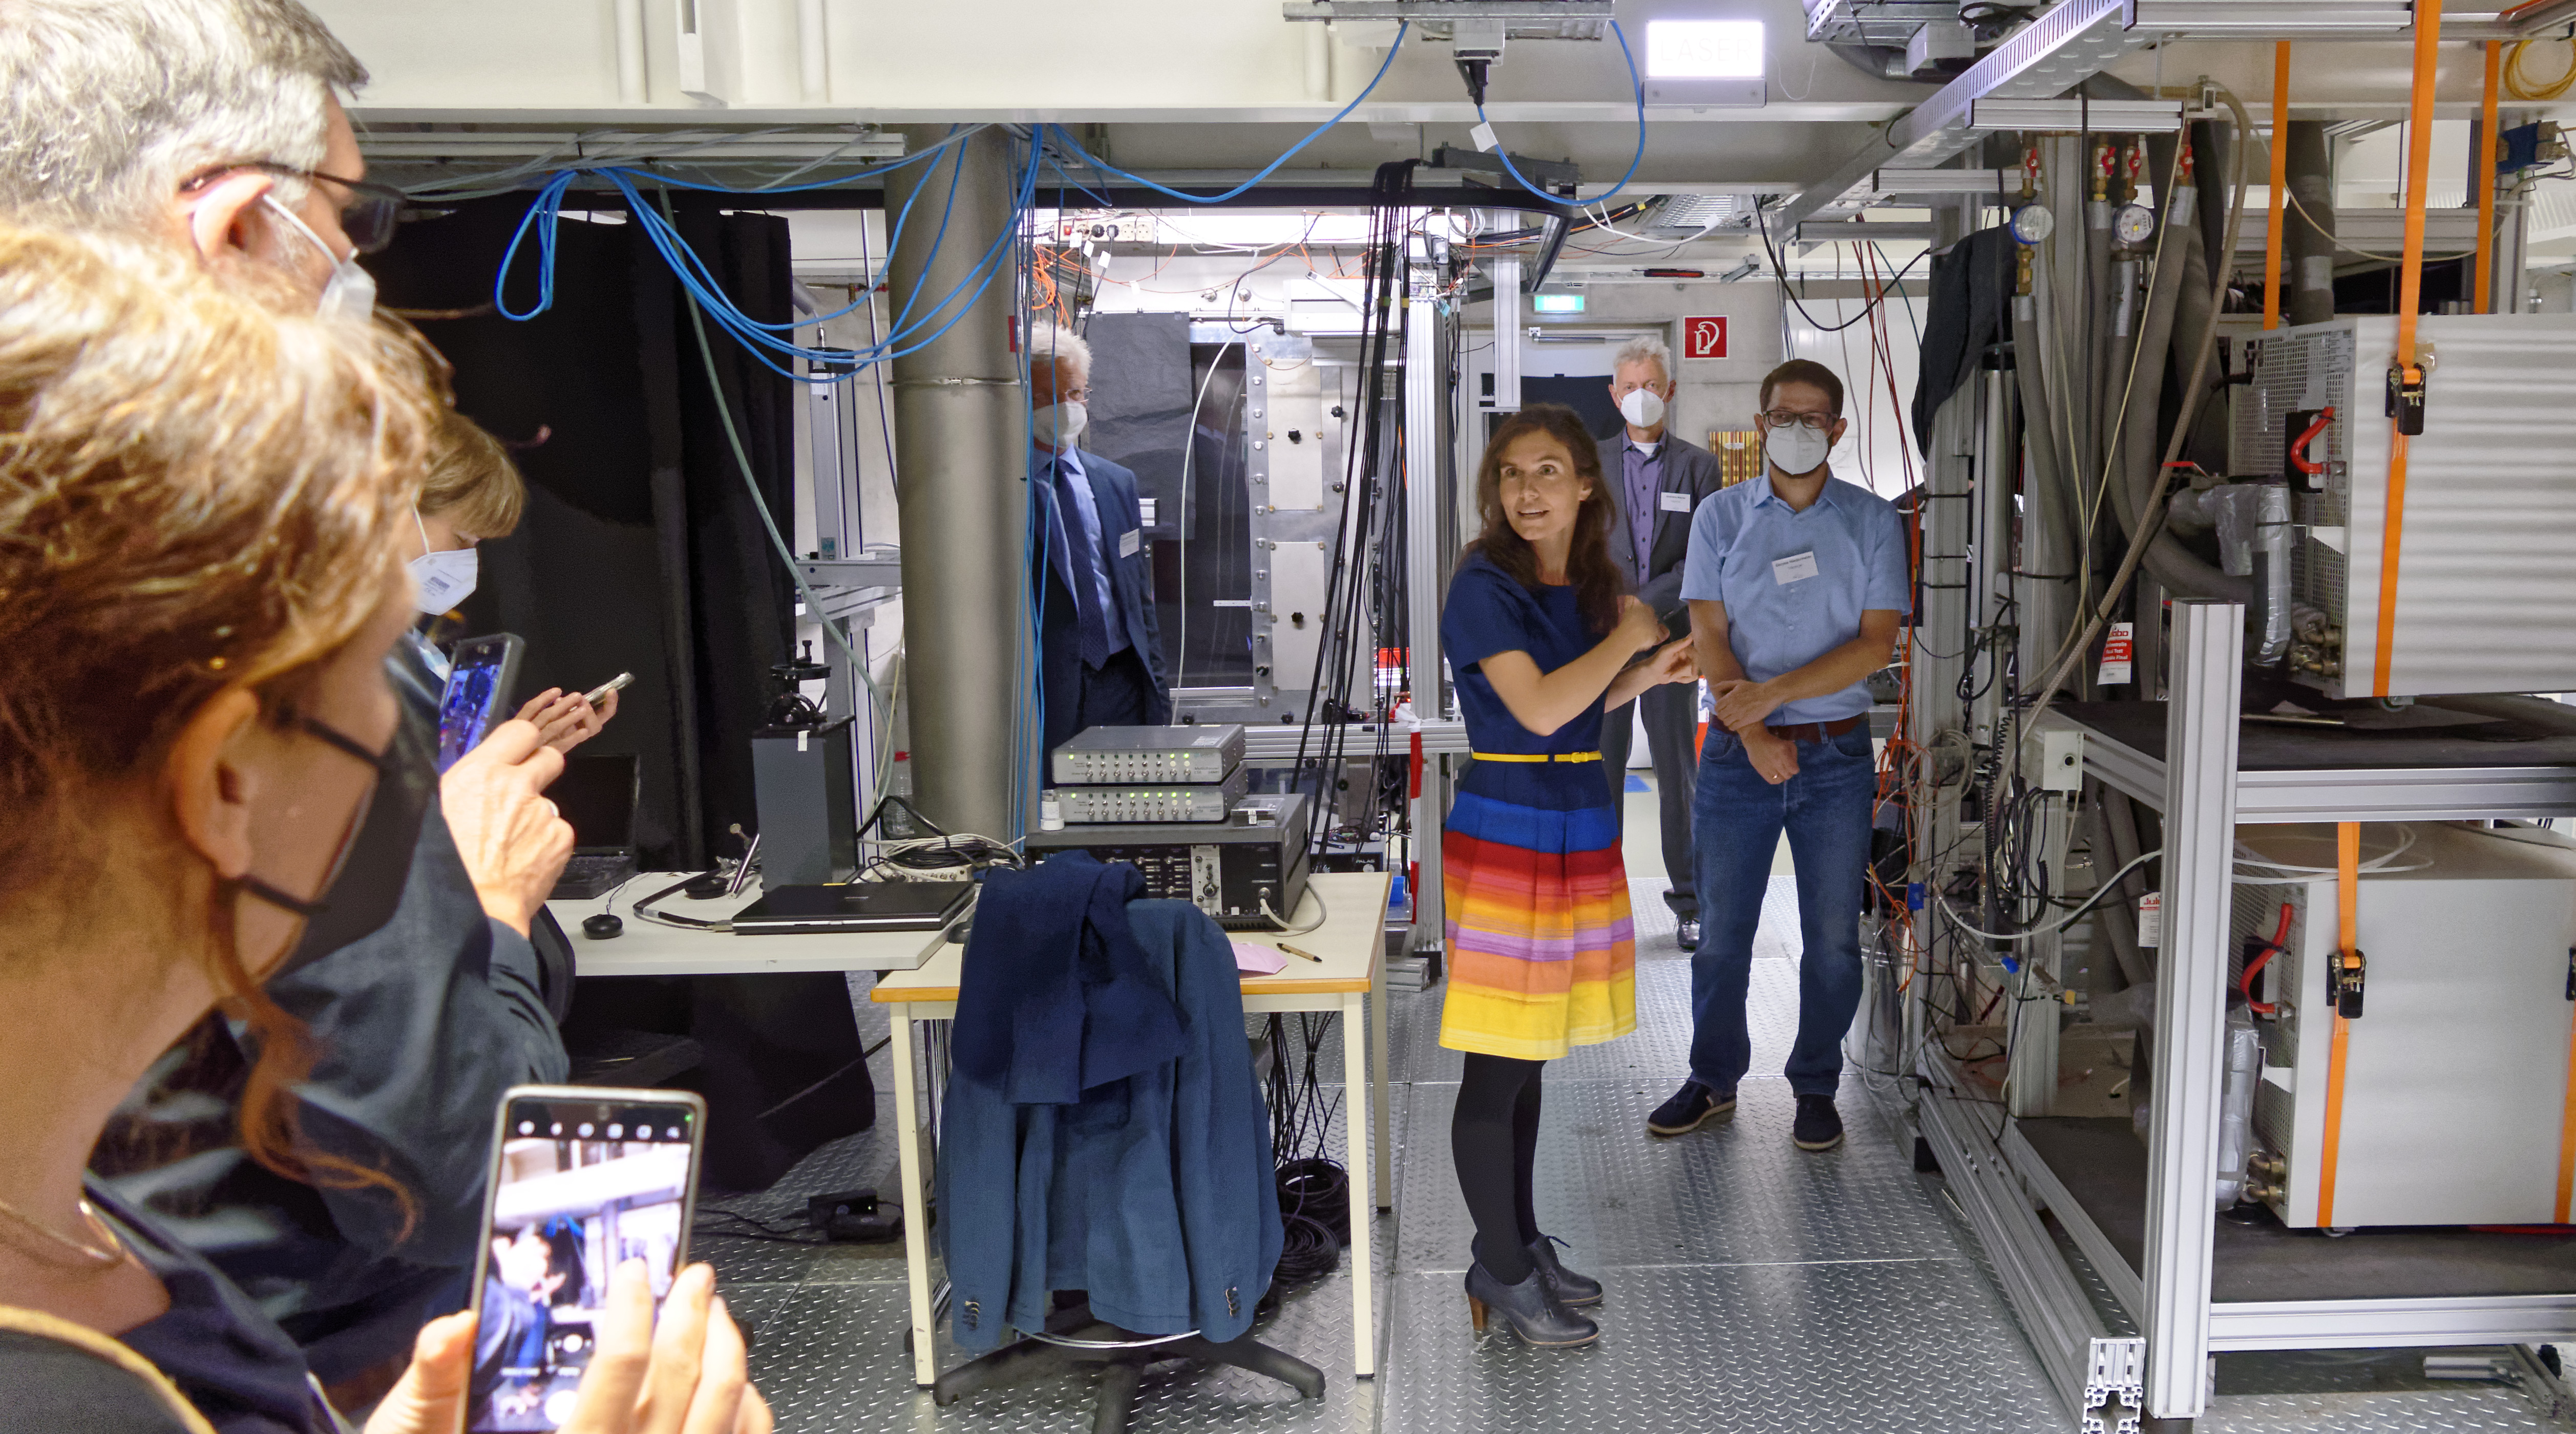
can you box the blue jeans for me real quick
[1688,723,1876,1098]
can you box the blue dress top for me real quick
[1440,551,1612,812]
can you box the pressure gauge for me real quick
[2009,203,2055,246]
[2113,202,2157,247]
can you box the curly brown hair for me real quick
[1462,402,1626,633]
[0,222,445,1226]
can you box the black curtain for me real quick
[372,197,873,1191]
[1911,226,2014,455]
[369,196,796,871]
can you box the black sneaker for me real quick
[1676,917,1701,951]
[1792,1094,1845,1152]
[1646,1081,1735,1137]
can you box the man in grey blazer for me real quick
[1601,334,1728,949]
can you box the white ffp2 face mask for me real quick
[1618,388,1666,430]
[409,511,478,614]
[1766,422,1833,478]
[1031,401,1089,449]
[263,195,377,323]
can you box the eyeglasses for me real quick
[184,163,407,254]
[1760,409,1838,433]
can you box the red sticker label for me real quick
[1684,316,1728,359]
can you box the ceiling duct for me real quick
[1634,194,1755,240]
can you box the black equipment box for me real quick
[751,716,856,886]
[1026,793,1311,930]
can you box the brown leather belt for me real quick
[1764,715,1865,744]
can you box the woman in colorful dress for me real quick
[1439,403,1697,1347]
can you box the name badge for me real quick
[1771,550,1820,586]
[1118,529,1142,559]
[1659,490,1692,513]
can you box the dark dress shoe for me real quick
[1526,1234,1602,1307]
[1464,1257,1599,1347]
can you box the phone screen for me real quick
[468,1089,704,1433]
[436,635,520,772]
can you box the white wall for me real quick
[1784,292,1927,500]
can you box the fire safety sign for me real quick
[1684,316,1727,359]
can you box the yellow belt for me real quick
[1470,751,1603,764]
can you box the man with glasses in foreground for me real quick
[1646,359,1907,1154]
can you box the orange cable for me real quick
[2266,42,2291,331]
[2373,3,2445,698]
[2478,41,2502,315]
[2317,823,2362,1226]
[2557,1001,2576,1220]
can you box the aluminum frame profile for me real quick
[1965,98,2185,134]
[2000,1122,2147,1325]
[1769,0,2150,234]
[2207,1294,2576,1350]
[360,131,905,162]
[2139,601,2245,1422]
[2128,0,2410,33]
[1403,288,1449,953]
[1867,168,2020,196]
[1916,1054,2142,1434]
[1238,717,1467,761]
[1280,0,1611,39]
[1488,255,1524,413]
[2034,710,2576,824]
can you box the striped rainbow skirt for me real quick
[1437,791,1637,1061]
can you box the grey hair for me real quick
[1612,333,1673,382]
[0,0,366,234]
[1025,318,1091,385]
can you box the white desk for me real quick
[872,869,1393,1386]
[545,873,954,978]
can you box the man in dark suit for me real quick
[1601,334,1728,950]
[1029,320,1170,762]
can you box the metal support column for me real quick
[1907,387,1976,1061]
[2142,600,2244,1420]
[1405,286,1448,953]
[886,127,1027,841]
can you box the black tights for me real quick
[1450,1052,1545,1282]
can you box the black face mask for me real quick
[254,699,436,974]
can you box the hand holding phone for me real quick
[463,1087,736,1434]
[516,674,629,757]
[367,1264,768,1434]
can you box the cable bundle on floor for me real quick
[1264,1013,1348,1287]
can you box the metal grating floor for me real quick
[702,876,2576,1433]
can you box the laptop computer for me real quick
[547,753,641,900]
[728,881,975,936]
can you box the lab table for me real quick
[871,868,1394,1386]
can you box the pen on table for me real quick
[1278,943,1325,964]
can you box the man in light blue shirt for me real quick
[1646,359,1908,1154]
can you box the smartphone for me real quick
[436,633,524,772]
[581,672,635,707]
[464,1086,707,1434]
